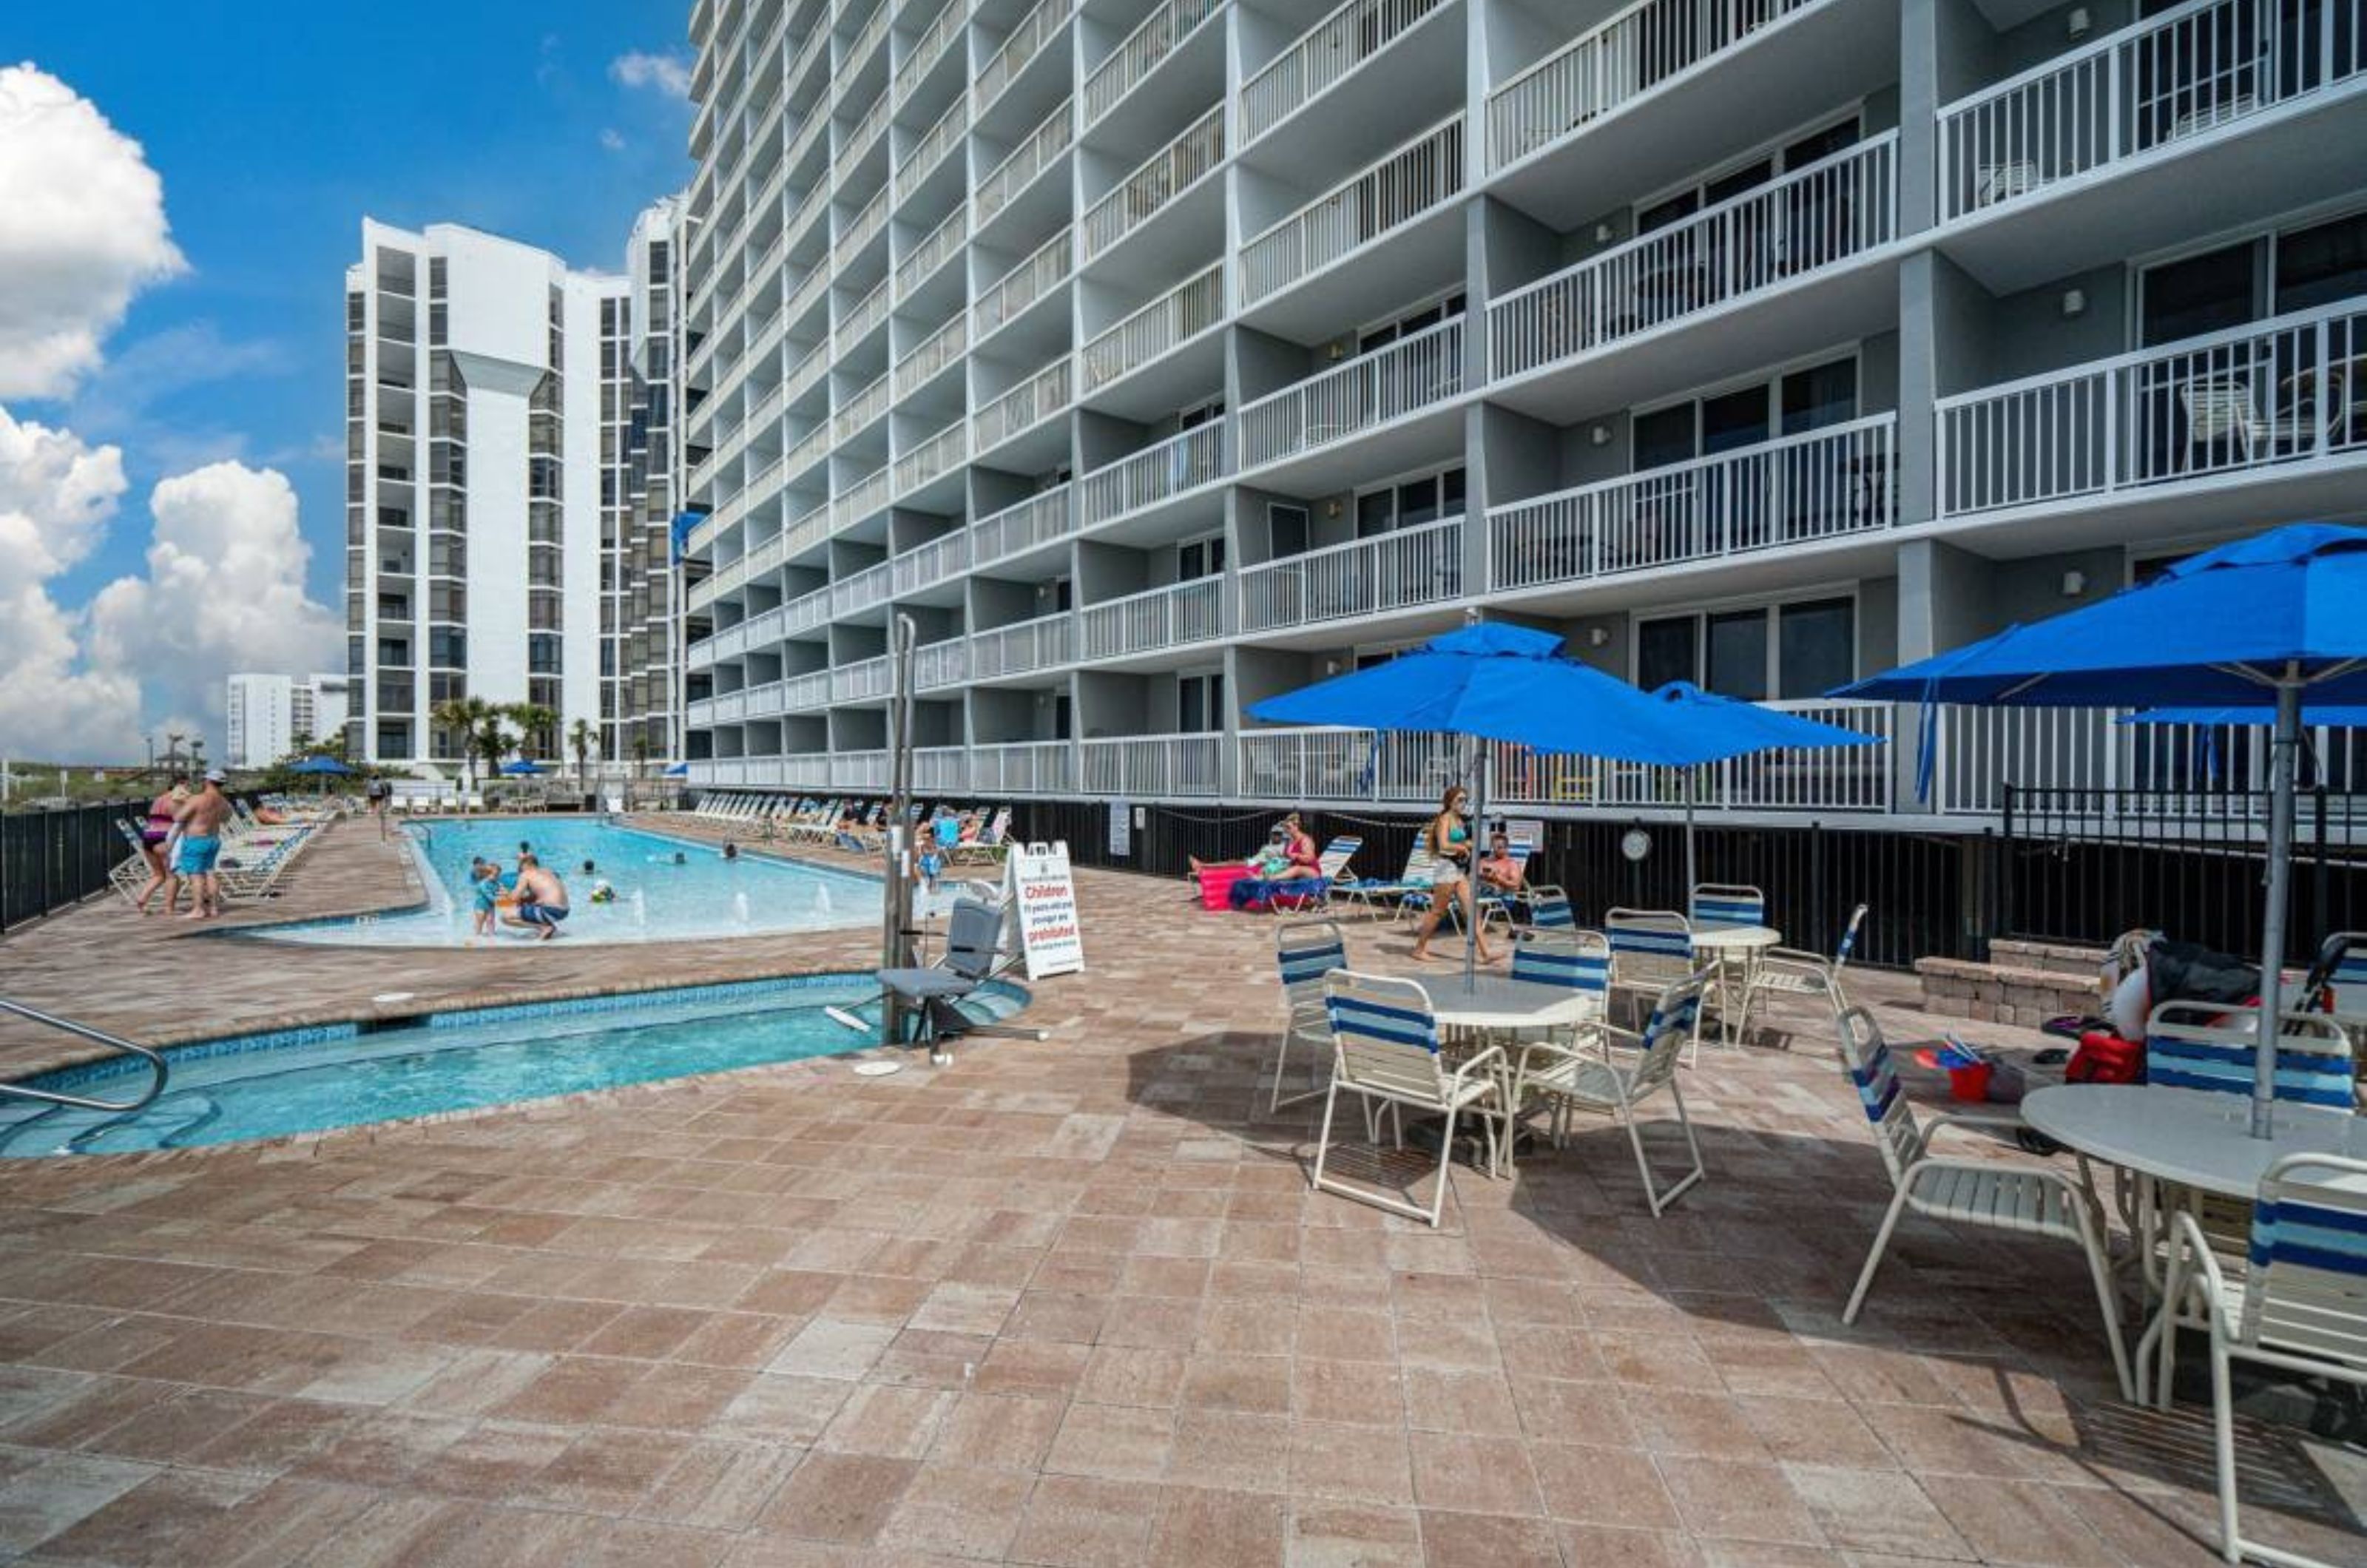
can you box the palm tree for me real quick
[506,703,558,764]
[430,696,493,797]
[630,732,652,777]
[567,718,595,788]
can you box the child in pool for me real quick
[469,859,503,938]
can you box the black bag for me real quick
[2145,937,2259,1008]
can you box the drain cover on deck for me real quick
[851,1061,902,1078]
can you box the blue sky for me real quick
[9,1,696,612]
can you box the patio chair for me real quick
[1336,840,1436,920]
[1510,966,1712,1214]
[1524,885,1575,931]
[1688,883,1766,930]
[1606,908,1698,1060]
[1262,836,1364,915]
[2146,1001,2354,1110]
[1737,901,1868,1041]
[1834,1005,2133,1399]
[877,896,1007,1062]
[2159,1152,2367,1568]
[948,808,1013,865]
[2178,378,2266,471]
[1271,919,1347,1112]
[107,821,157,908]
[2309,929,2367,1046]
[1507,927,1612,1027]
[1309,970,1504,1229]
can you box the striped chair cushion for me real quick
[1512,945,1610,995]
[1846,1039,1904,1124]
[2329,951,2367,1019]
[1326,984,1439,1055]
[1530,893,1575,929]
[2146,1035,2355,1110]
[2249,1193,2367,1276]
[1692,895,1765,929]
[1608,926,1692,961]
[1642,988,1702,1046]
[1277,940,1347,993]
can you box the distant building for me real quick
[227,672,352,768]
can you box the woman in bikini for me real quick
[1409,785,1497,964]
[133,776,188,915]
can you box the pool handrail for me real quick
[0,998,170,1114]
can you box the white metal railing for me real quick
[781,754,830,787]
[783,422,832,479]
[974,357,1072,450]
[1939,0,2367,223]
[835,277,891,356]
[833,657,894,703]
[1084,0,1225,124]
[834,186,890,271]
[1079,263,1223,389]
[1934,298,2367,518]
[687,695,719,726]
[1489,133,1897,382]
[784,263,831,334]
[970,611,1074,676]
[913,746,970,791]
[842,86,892,172]
[973,484,1076,564]
[1081,733,1226,797]
[1241,0,1445,144]
[784,575,835,634]
[896,0,968,104]
[840,1,892,92]
[1240,115,1464,305]
[782,669,833,710]
[973,740,1075,794]
[1240,515,1464,632]
[1240,317,1463,467]
[915,638,970,689]
[976,99,1072,221]
[1489,413,1900,592]
[834,463,893,527]
[894,314,966,395]
[714,690,750,724]
[894,417,968,495]
[837,748,891,788]
[896,206,967,298]
[896,95,968,188]
[831,561,894,618]
[976,0,1070,110]
[783,341,831,405]
[976,228,1072,339]
[834,370,892,441]
[1485,0,1828,171]
[1078,422,1228,527]
[894,530,971,595]
[1079,575,1226,660]
[1081,104,1224,260]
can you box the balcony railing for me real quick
[894,314,966,395]
[896,96,968,189]
[973,740,1074,794]
[839,2,893,95]
[896,0,968,104]
[826,562,889,619]
[977,0,1070,111]
[1239,515,1463,633]
[1078,422,1227,528]
[837,748,891,788]
[842,86,892,172]
[894,417,968,495]
[835,277,891,356]
[1240,115,1464,305]
[914,746,970,791]
[1934,297,2367,518]
[834,370,892,441]
[896,206,967,298]
[834,463,894,528]
[1939,0,2367,223]
[974,484,1076,564]
[833,656,894,703]
[976,99,1072,221]
[915,638,970,689]
[1241,0,1445,145]
[1080,104,1225,260]
[1490,413,1900,592]
[894,530,971,595]
[1084,0,1226,124]
[976,228,1073,339]
[1240,317,1464,467]
[1489,133,1897,382]
[1081,733,1226,796]
[1079,575,1226,660]
[782,669,833,711]
[1079,263,1223,389]
[1485,0,1829,171]
[971,610,1074,676]
[975,357,1072,450]
[834,186,891,271]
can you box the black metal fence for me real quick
[0,800,141,933]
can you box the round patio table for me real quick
[1388,972,1598,1177]
[1687,924,1780,1046]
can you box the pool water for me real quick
[249,818,881,946]
[0,976,1024,1156]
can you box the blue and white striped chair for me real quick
[1511,967,1712,1214]
[2146,1002,2355,1109]
[1606,908,1698,1061]
[2314,930,2367,1055]
[1272,919,1347,1113]
[1523,885,1576,932]
[1311,971,1504,1228]
[2162,1153,2367,1568]
[1509,929,1611,1023]
[1835,1006,2133,1399]
[1689,883,1766,930]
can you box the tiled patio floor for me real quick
[0,816,2359,1565]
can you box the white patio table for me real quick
[1688,923,1780,1046]
[1390,972,1601,1177]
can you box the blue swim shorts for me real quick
[516,902,569,927]
[175,837,221,876]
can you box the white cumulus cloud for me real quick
[610,50,692,101]
[0,64,185,399]
[0,407,143,759]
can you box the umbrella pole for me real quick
[1466,743,1485,992]
[2250,677,2303,1139]
[1684,769,1698,910]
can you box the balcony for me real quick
[894,315,966,396]
[914,746,969,791]
[976,99,1071,225]
[831,561,894,618]
[1080,104,1224,262]
[1077,422,1227,531]
[834,371,892,442]
[973,484,1076,567]
[1078,263,1223,411]
[837,748,891,788]
[893,417,968,498]
[1241,0,1449,146]
[1936,0,2367,291]
[1080,733,1226,797]
[1237,114,1465,334]
[1488,413,1900,600]
[970,611,1074,677]
[974,358,1073,454]
[1239,516,1463,638]
[1485,133,1899,422]
[977,229,1073,344]
[894,531,972,596]
[1083,0,1225,126]
[896,207,968,300]
[833,463,894,530]
[894,0,968,105]
[914,637,969,689]
[1239,317,1464,484]
[1934,298,2367,548]
[973,739,1073,794]
[1079,576,1226,663]
[896,96,968,190]
[834,187,891,273]
[842,87,892,175]
[832,655,894,703]
[836,277,891,358]
[781,669,833,712]
[976,0,1070,113]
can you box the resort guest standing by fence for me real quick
[135,774,188,915]
[1410,785,1496,964]
[173,771,234,921]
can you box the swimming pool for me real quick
[0,975,1025,1156]
[249,818,881,946]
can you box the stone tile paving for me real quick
[0,813,2357,1564]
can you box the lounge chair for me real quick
[1309,970,1504,1229]
[1333,841,1436,919]
[1255,836,1363,914]
[1509,964,1710,1213]
[107,821,159,908]
[948,808,1013,865]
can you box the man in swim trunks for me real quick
[175,770,237,920]
[502,852,570,940]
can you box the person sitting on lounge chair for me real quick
[1192,814,1323,883]
[1477,832,1524,893]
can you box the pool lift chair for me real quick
[868,896,1044,1064]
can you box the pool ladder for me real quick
[0,998,170,1113]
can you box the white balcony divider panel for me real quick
[896,0,968,104]
[895,207,967,298]
[976,229,1073,338]
[894,531,971,595]
[913,746,970,791]
[974,485,1076,564]
[1240,317,1464,466]
[973,740,1076,793]
[1936,299,2367,517]
[834,463,893,528]
[1489,414,1900,592]
[897,96,968,187]
[1240,115,1465,305]
[1081,105,1226,260]
[1939,0,2367,222]
[1239,516,1465,632]
[1485,0,1829,170]
[894,418,969,495]
[974,358,1073,449]
[895,314,967,395]
[1077,422,1228,526]
[1084,0,1226,124]
[978,0,1071,111]
[1490,133,1897,379]
[832,656,894,703]
[1240,0,1446,145]
[1079,576,1226,660]
[970,611,1075,676]
[1080,264,1224,389]
[915,636,970,688]
[976,99,1073,220]
[1081,733,1227,795]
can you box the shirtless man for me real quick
[174,770,237,919]
[502,852,570,940]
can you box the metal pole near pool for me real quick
[882,615,918,1047]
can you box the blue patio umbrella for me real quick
[663,761,689,778]
[288,756,351,775]
[1837,521,2367,1135]
[1640,683,1881,896]
[499,759,547,777]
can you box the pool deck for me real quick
[0,813,2359,1565]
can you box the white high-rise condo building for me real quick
[226,672,351,768]
[676,0,2367,830]
[610,197,693,771]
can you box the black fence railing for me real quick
[0,800,142,933]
